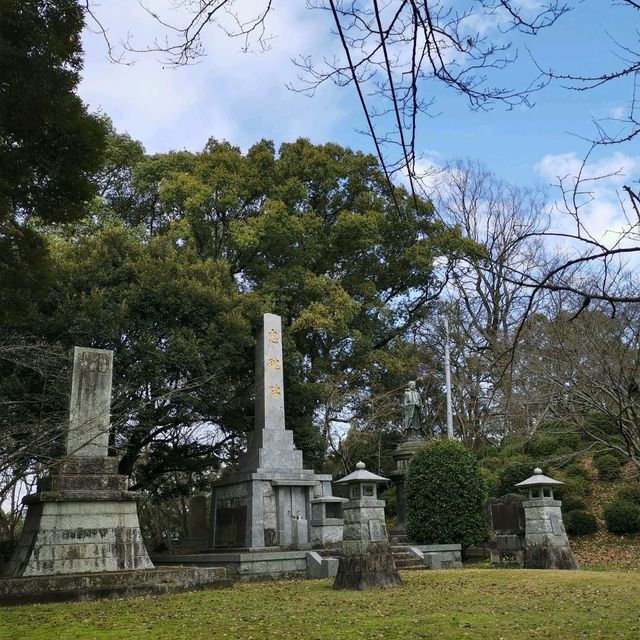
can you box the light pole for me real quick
[444,316,454,439]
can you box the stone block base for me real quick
[306,551,339,579]
[334,553,401,590]
[152,550,309,580]
[0,567,231,606]
[524,545,578,570]
[412,544,462,569]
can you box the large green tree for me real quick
[1,133,477,510]
[0,0,106,323]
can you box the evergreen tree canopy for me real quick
[0,0,106,323]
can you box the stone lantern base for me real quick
[334,497,401,590]
[522,498,578,570]
[334,544,401,590]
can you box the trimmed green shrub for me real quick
[556,432,582,451]
[563,476,591,498]
[495,461,535,496]
[564,463,592,482]
[603,500,640,534]
[406,440,488,547]
[615,484,640,507]
[594,453,622,481]
[564,510,598,536]
[525,435,562,457]
[594,448,626,463]
[561,495,588,514]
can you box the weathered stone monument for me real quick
[515,468,578,570]
[0,347,230,603]
[3,347,153,577]
[333,462,401,590]
[487,493,526,568]
[210,314,339,551]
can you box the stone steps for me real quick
[391,545,423,571]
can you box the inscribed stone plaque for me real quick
[369,519,386,542]
[488,495,525,534]
[215,506,247,547]
[66,347,113,458]
[255,313,286,431]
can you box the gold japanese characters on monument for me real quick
[266,358,282,371]
[267,329,280,344]
[268,385,282,397]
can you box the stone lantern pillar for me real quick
[333,462,401,590]
[515,468,578,570]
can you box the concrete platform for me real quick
[0,566,231,606]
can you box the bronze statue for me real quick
[402,381,425,440]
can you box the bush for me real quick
[615,484,640,506]
[603,500,640,535]
[564,510,598,536]
[561,495,588,514]
[379,487,397,518]
[564,463,592,482]
[594,453,622,481]
[525,435,562,457]
[559,476,591,499]
[556,432,582,451]
[495,461,536,496]
[481,468,498,498]
[406,440,488,547]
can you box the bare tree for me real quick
[520,298,640,469]
[419,160,551,445]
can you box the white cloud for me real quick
[535,150,640,263]
[79,1,355,153]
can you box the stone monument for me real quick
[515,468,578,570]
[390,381,427,540]
[3,347,154,577]
[487,493,526,568]
[210,313,339,550]
[333,462,401,590]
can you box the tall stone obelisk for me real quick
[3,347,153,577]
[211,314,336,549]
[238,313,303,471]
[66,347,113,457]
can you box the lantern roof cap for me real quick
[334,461,389,484]
[515,467,564,488]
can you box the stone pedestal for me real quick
[389,438,425,538]
[211,314,342,550]
[2,347,153,577]
[333,463,401,590]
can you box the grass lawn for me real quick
[2,569,640,640]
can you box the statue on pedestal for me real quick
[402,381,425,441]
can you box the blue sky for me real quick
[79,1,640,248]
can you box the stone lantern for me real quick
[333,462,401,590]
[515,468,578,570]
